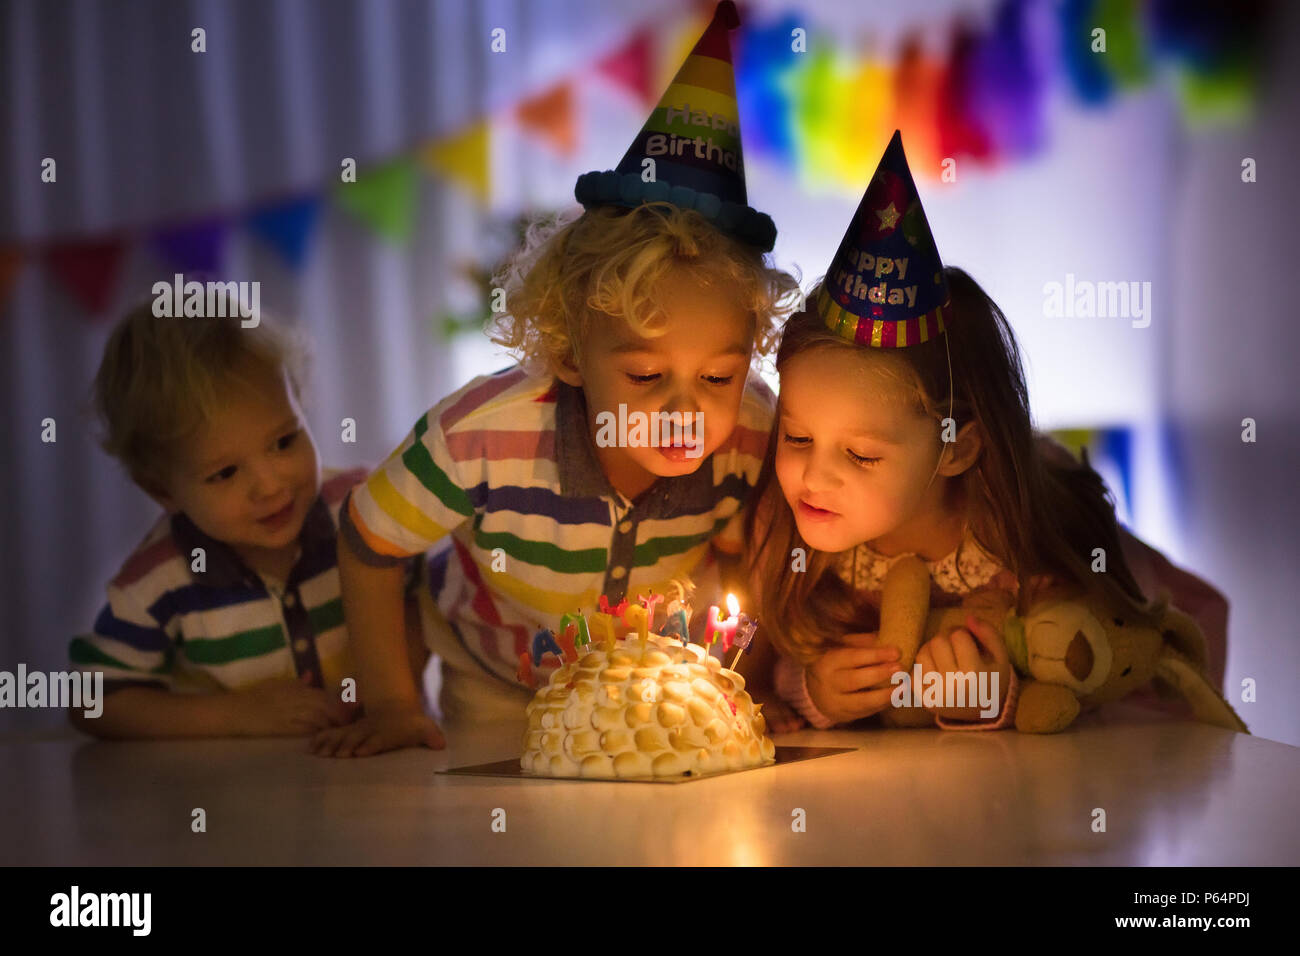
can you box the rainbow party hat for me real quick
[817,130,950,347]
[574,1,776,251]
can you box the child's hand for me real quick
[806,632,904,725]
[308,707,446,758]
[238,677,361,737]
[915,614,1013,721]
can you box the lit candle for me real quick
[706,593,742,653]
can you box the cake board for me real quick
[439,745,857,784]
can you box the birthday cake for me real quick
[521,631,775,779]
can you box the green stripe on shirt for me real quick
[472,528,608,574]
[183,624,285,665]
[308,597,345,634]
[634,530,713,567]
[403,415,475,518]
[69,637,172,674]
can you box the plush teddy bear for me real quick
[872,555,1249,734]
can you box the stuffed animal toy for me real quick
[873,556,1249,734]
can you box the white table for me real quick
[2,704,1296,865]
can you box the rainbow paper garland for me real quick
[734,0,1266,192]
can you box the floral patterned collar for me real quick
[832,524,1007,596]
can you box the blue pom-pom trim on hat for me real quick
[574,170,776,252]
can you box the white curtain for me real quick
[0,0,652,731]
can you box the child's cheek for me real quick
[773,452,798,495]
[708,388,744,440]
[199,488,239,537]
[296,437,321,487]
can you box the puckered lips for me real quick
[796,497,839,522]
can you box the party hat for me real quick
[817,130,949,347]
[575,1,776,251]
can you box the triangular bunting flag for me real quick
[783,45,849,189]
[516,82,577,156]
[246,195,322,269]
[844,59,894,186]
[939,24,994,163]
[0,246,23,315]
[150,217,230,277]
[334,159,419,241]
[977,0,1046,155]
[890,36,945,175]
[420,122,490,204]
[46,238,128,316]
[596,29,655,103]
[733,15,801,169]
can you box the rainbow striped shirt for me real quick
[340,366,773,689]
[69,468,368,694]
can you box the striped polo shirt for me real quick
[69,468,368,694]
[340,365,774,689]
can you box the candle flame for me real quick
[725,593,739,616]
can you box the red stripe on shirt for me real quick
[455,539,508,667]
[445,429,555,462]
[112,533,179,589]
[439,367,528,431]
[452,538,531,669]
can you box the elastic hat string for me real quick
[922,329,954,492]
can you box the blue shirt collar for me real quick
[169,494,336,590]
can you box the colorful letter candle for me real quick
[558,625,579,663]
[595,595,627,650]
[561,611,592,654]
[730,613,759,669]
[638,591,664,624]
[516,651,536,688]
[623,604,649,643]
[706,593,742,653]
[662,600,690,641]
[591,611,616,651]
[530,627,563,666]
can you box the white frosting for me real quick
[521,633,776,778]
